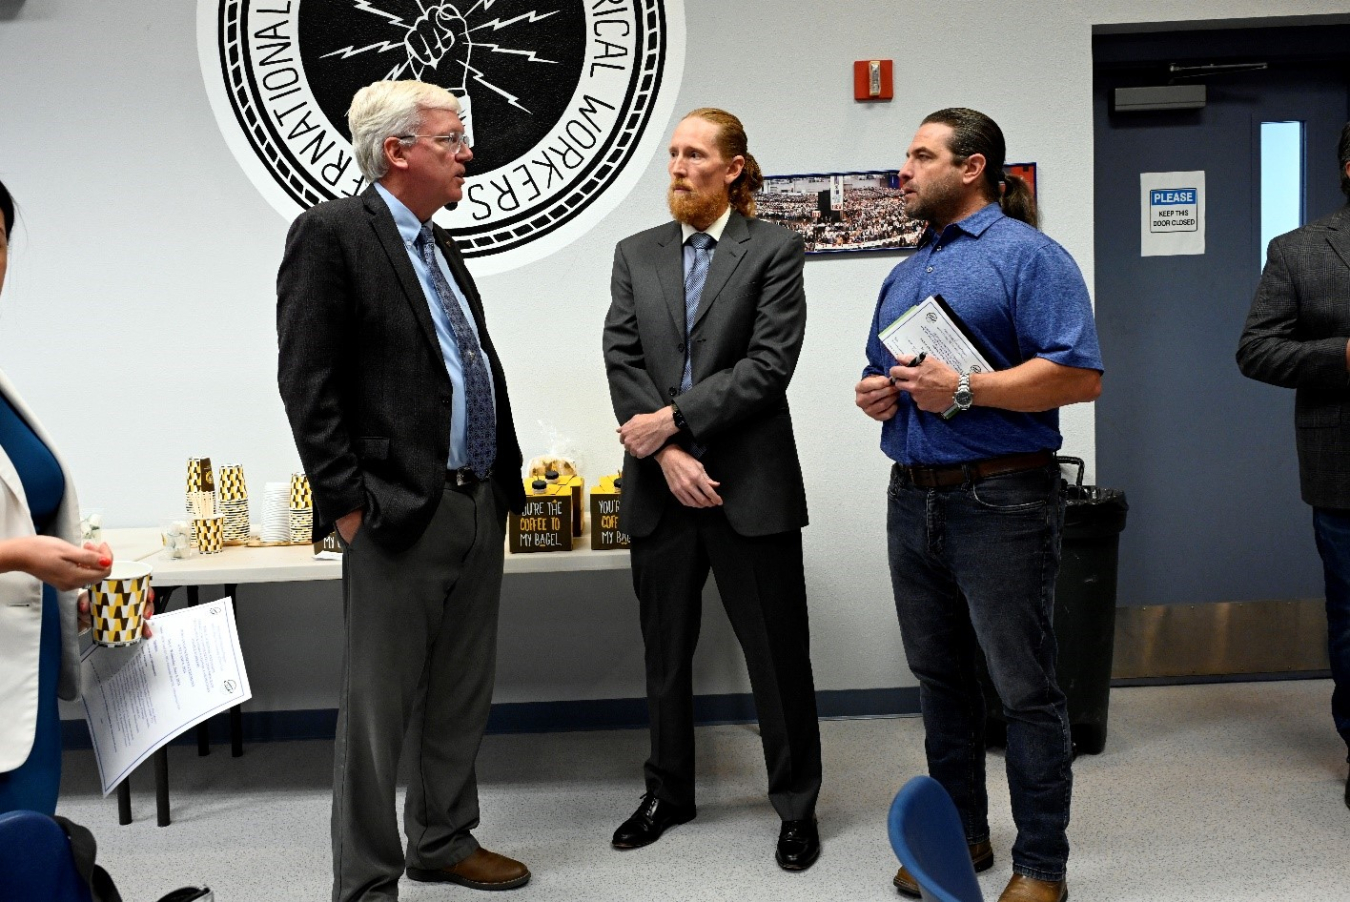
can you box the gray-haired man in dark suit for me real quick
[602,107,823,870]
[1238,121,1350,809]
[277,80,529,902]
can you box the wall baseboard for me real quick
[60,687,922,750]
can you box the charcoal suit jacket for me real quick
[278,186,525,552]
[603,210,809,538]
[1238,204,1350,509]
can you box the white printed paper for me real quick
[879,295,994,375]
[1140,171,1205,256]
[80,598,252,796]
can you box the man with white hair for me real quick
[278,79,529,902]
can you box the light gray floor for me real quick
[57,680,1350,902]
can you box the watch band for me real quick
[671,401,688,432]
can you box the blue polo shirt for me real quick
[863,203,1102,466]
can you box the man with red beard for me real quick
[602,108,823,870]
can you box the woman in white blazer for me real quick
[0,181,143,813]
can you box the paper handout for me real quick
[878,294,993,376]
[80,597,252,795]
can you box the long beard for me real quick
[668,184,727,227]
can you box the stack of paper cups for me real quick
[218,463,250,544]
[185,458,216,549]
[261,482,291,543]
[289,472,313,543]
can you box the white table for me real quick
[102,527,630,825]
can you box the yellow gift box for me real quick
[508,479,573,553]
[590,473,630,551]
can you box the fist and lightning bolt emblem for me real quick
[321,0,558,121]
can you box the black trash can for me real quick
[981,457,1128,756]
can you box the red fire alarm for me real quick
[853,59,893,101]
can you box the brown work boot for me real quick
[406,847,531,891]
[998,873,1067,902]
[893,839,993,896]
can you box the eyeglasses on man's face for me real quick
[399,133,472,154]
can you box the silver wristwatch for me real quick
[943,373,974,419]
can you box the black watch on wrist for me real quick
[671,401,689,432]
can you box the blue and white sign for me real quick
[1140,171,1205,256]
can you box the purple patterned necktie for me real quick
[417,226,496,478]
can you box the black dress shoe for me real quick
[775,818,820,871]
[611,793,696,849]
[1344,766,1349,809]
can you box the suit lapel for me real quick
[692,211,748,331]
[1325,206,1350,273]
[654,222,688,335]
[362,188,443,361]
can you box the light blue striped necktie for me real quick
[417,226,496,478]
[681,232,716,391]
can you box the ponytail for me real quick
[731,151,763,218]
[999,174,1038,229]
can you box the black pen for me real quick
[889,351,927,384]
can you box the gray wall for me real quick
[2,0,1344,716]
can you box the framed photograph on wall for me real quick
[760,164,1038,255]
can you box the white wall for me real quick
[5,0,1347,714]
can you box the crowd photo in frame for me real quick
[760,164,1038,255]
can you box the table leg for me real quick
[117,781,131,825]
[187,586,210,757]
[154,747,171,827]
[115,585,181,826]
[225,583,244,757]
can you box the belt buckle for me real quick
[453,467,490,487]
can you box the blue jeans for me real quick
[887,462,1072,882]
[1312,508,1350,760]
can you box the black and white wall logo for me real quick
[198,0,685,274]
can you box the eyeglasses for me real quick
[398,133,472,153]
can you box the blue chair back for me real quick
[888,775,985,902]
[0,810,94,902]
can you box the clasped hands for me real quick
[617,407,722,508]
[854,353,961,421]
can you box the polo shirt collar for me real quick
[920,201,1004,247]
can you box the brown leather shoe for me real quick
[893,839,993,897]
[998,873,1067,902]
[406,847,531,891]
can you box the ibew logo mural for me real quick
[198,0,685,274]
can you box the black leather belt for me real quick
[897,450,1054,489]
[446,467,490,488]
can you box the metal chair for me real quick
[888,775,985,902]
[0,810,94,902]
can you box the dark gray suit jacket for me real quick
[277,187,525,552]
[1238,204,1350,509]
[603,211,809,538]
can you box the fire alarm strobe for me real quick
[854,59,893,101]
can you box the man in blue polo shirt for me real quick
[855,109,1102,902]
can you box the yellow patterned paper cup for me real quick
[89,561,152,647]
[186,457,215,494]
[218,463,248,501]
[194,515,225,554]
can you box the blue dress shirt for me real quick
[375,184,495,470]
